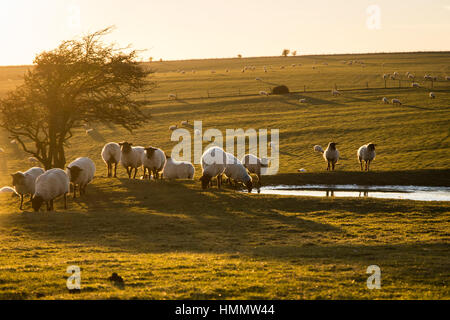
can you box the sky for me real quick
[0,0,449,65]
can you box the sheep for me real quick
[358,143,376,171]
[392,99,402,106]
[101,142,121,178]
[383,74,389,80]
[446,76,450,81]
[32,168,70,212]
[393,72,399,78]
[315,143,340,171]
[299,99,307,103]
[424,75,433,81]
[170,125,178,131]
[200,147,227,189]
[256,77,262,81]
[382,97,389,104]
[11,167,45,210]
[242,154,268,189]
[119,142,145,179]
[168,93,177,100]
[224,153,253,193]
[66,157,96,199]
[408,74,415,80]
[259,91,269,96]
[412,83,421,88]
[332,89,341,96]
[163,156,195,180]
[429,92,435,99]
[181,120,189,126]
[142,147,166,180]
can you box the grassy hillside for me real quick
[0,52,449,300]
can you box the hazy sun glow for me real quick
[1,0,449,65]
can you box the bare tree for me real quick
[0,27,155,170]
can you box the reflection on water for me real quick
[251,185,450,202]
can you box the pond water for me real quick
[251,185,450,202]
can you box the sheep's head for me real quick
[67,165,83,182]
[32,195,44,212]
[119,142,133,153]
[328,142,338,150]
[245,179,253,193]
[200,174,212,190]
[145,147,158,159]
[11,172,25,187]
[368,143,376,151]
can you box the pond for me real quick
[251,185,450,202]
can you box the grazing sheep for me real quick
[412,83,421,88]
[119,142,145,179]
[101,142,121,178]
[11,167,45,210]
[0,187,17,194]
[259,91,269,96]
[163,156,195,180]
[315,143,340,171]
[168,93,177,100]
[181,120,189,126]
[67,157,96,199]
[32,168,70,212]
[170,125,178,131]
[256,77,262,81]
[429,92,435,99]
[224,153,253,193]
[332,89,341,96]
[408,74,415,80]
[393,72,399,78]
[382,97,389,104]
[200,147,227,189]
[358,143,376,171]
[299,99,307,103]
[392,99,402,106]
[142,147,166,180]
[242,154,268,189]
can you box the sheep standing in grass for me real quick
[142,147,166,180]
[358,143,376,171]
[259,91,269,96]
[119,142,145,179]
[382,97,389,104]
[200,147,227,189]
[32,168,70,212]
[242,154,268,189]
[101,142,121,178]
[163,156,195,180]
[11,167,45,210]
[223,153,253,193]
[332,89,341,96]
[168,93,177,100]
[429,92,435,99]
[392,99,402,106]
[170,125,178,131]
[446,76,450,81]
[412,83,421,88]
[315,143,340,171]
[299,99,307,103]
[67,157,96,199]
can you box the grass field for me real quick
[0,52,449,300]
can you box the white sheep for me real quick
[11,167,45,210]
[429,92,435,99]
[256,77,262,81]
[315,143,340,171]
[224,153,253,193]
[170,125,178,131]
[412,83,421,88]
[200,147,227,189]
[163,156,195,180]
[119,142,145,179]
[358,143,376,171]
[382,97,389,104]
[259,91,269,96]
[408,74,415,80]
[168,93,177,100]
[32,168,70,212]
[101,142,121,178]
[446,76,450,81]
[181,120,189,126]
[332,89,341,96]
[383,74,389,80]
[299,99,307,103]
[66,157,96,199]
[142,147,166,180]
[242,154,268,188]
[392,99,402,106]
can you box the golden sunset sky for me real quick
[1,0,449,65]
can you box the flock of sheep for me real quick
[2,142,270,212]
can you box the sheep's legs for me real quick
[327,162,331,171]
[73,185,77,199]
[218,175,223,189]
[332,162,336,171]
[126,167,132,179]
[114,163,118,178]
[107,163,111,178]
[367,161,371,172]
[360,161,364,171]
[19,194,24,210]
[133,168,138,179]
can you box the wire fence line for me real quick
[148,79,450,103]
